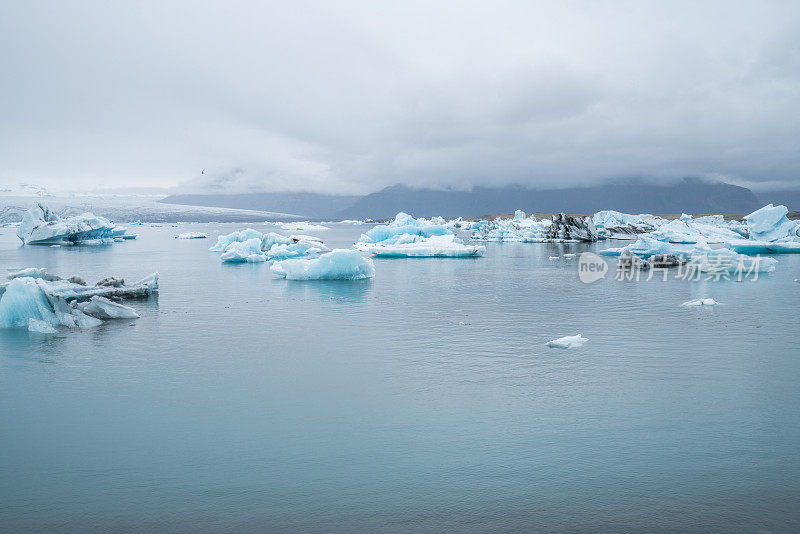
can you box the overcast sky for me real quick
[1,0,798,194]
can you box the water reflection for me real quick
[275,277,373,302]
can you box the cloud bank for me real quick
[1,0,799,194]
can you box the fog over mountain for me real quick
[2,1,799,195]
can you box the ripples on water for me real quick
[1,223,798,532]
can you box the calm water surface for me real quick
[1,223,798,533]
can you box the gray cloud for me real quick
[1,0,798,194]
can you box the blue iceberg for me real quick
[359,213,450,245]
[744,204,798,242]
[271,249,375,280]
[212,229,328,263]
[220,238,268,263]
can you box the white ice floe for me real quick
[339,219,365,225]
[0,271,156,332]
[280,221,330,231]
[362,234,485,258]
[681,298,720,306]
[271,249,375,280]
[546,334,588,349]
[16,203,136,245]
[175,232,209,239]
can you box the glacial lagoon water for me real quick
[1,223,799,533]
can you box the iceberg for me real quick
[213,229,327,263]
[546,334,588,349]
[648,218,745,244]
[0,270,155,332]
[359,212,451,245]
[16,203,135,245]
[545,214,598,242]
[472,212,597,242]
[365,234,485,257]
[744,204,798,242]
[593,211,665,239]
[220,238,268,263]
[175,232,209,239]
[209,228,288,252]
[271,249,375,280]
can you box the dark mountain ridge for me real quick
[161,178,772,220]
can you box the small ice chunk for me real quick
[175,232,209,239]
[549,256,559,260]
[78,296,140,320]
[681,298,720,306]
[281,222,330,231]
[96,277,124,287]
[546,334,588,349]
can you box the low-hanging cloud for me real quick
[1,0,798,195]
